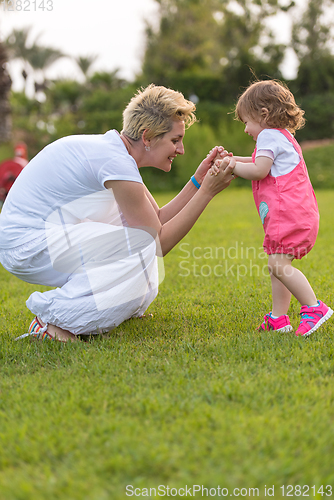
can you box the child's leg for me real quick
[266,253,332,337]
[268,254,317,306]
[258,269,292,332]
[270,272,291,317]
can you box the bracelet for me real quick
[191,175,201,189]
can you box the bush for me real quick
[303,143,334,190]
[296,93,334,142]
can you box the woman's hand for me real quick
[193,146,232,185]
[201,156,236,197]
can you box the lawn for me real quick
[0,188,333,500]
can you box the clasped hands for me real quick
[209,146,236,178]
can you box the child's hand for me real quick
[214,146,233,161]
[202,156,236,197]
[210,157,236,178]
[209,160,221,176]
[194,147,234,184]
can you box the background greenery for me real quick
[0,2,333,497]
[2,130,334,193]
[1,188,333,500]
[1,0,334,194]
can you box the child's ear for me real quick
[261,107,269,122]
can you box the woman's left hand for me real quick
[194,146,230,184]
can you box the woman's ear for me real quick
[142,129,151,150]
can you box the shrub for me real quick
[296,92,334,142]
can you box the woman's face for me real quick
[150,120,185,171]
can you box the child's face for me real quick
[242,115,266,141]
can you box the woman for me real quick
[0,84,235,342]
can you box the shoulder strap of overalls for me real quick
[276,128,303,157]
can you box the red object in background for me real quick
[0,143,28,202]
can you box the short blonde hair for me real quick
[122,84,197,141]
[235,80,305,133]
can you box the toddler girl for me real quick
[213,80,332,336]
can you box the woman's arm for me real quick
[105,157,235,256]
[144,146,224,225]
[159,146,225,224]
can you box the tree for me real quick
[142,0,222,80]
[292,0,333,60]
[5,27,33,94]
[0,1,15,143]
[141,0,293,102]
[292,0,334,94]
[0,42,12,143]
[75,55,98,80]
[28,45,65,94]
[216,0,288,97]
[5,27,66,96]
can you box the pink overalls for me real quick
[252,129,319,259]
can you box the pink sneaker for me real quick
[295,300,333,337]
[258,313,293,333]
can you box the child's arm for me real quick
[233,156,253,163]
[234,156,273,180]
[212,155,273,180]
[214,147,252,164]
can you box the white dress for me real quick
[0,131,163,335]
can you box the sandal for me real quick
[15,316,64,342]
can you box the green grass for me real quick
[0,189,334,500]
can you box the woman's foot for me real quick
[37,317,78,342]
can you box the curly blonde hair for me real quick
[122,84,197,141]
[235,80,305,133]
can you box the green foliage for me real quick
[5,0,334,176]
[295,92,334,141]
[74,54,98,79]
[291,0,334,101]
[0,189,334,498]
[4,26,32,62]
[10,92,50,156]
[142,0,223,79]
[137,74,229,104]
[47,80,83,110]
[9,75,137,158]
[0,143,13,162]
[139,0,334,145]
[80,86,136,134]
[303,143,334,189]
[141,117,253,192]
[8,85,334,192]
[27,45,65,72]
[292,0,333,60]
[294,56,334,95]
[0,41,11,143]
[142,125,334,192]
[141,0,288,99]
